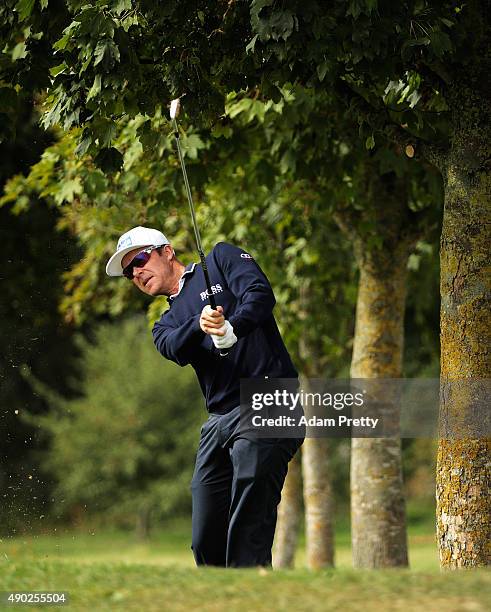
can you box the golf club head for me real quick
[170,98,181,120]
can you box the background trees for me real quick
[26,316,203,535]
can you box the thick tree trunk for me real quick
[436,87,491,568]
[335,171,421,568]
[273,451,302,568]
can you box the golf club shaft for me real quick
[171,119,217,310]
[171,114,228,356]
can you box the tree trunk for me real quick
[302,435,335,568]
[273,451,303,568]
[298,283,336,569]
[135,506,150,540]
[436,84,491,568]
[335,170,421,568]
[349,262,409,568]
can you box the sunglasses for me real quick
[122,245,164,279]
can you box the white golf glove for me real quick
[212,320,238,349]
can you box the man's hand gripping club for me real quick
[200,305,238,350]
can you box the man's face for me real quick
[121,244,175,296]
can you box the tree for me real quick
[27,316,203,532]
[272,451,302,568]
[0,95,79,535]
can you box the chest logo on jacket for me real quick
[200,284,224,301]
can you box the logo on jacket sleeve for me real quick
[200,284,224,301]
[241,253,253,259]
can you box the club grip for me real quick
[208,291,217,310]
[199,252,228,356]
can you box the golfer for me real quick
[106,226,303,567]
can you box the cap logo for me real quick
[117,236,132,250]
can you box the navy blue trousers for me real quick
[190,405,303,567]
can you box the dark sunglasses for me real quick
[122,245,164,279]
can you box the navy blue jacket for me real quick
[152,243,298,413]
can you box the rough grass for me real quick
[0,518,489,611]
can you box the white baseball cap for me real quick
[106,226,169,276]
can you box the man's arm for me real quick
[152,313,205,366]
[214,243,276,339]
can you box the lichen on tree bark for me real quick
[436,86,491,567]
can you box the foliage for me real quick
[2,1,487,169]
[1,83,442,375]
[24,316,204,528]
[404,238,440,377]
[0,97,80,534]
[0,117,203,323]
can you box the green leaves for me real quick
[251,0,297,42]
[15,0,35,21]
[54,21,81,51]
[365,134,375,150]
[87,74,102,101]
[83,170,108,198]
[55,177,83,205]
[111,0,132,15]
[211,122,233,139]
[181,133,206,160]
[93,39,120,71]
[317,60,329,83]
[245,34,258,54]
[12,41,27,60]
[75,129,93,157]
[384,72,422,112]
[429,30,452,58]
[401,37,430,61]
[346,0,378,19]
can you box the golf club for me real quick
[169,98,228,357]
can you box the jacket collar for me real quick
[168,262,197,301]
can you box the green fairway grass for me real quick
[1,560,489,612]
[1,518,490,611]
[1,516,438,571]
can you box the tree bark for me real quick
[135,506,150,540]
[349,262,409,568]
[335,170,421,568]
[298,283,336,569]
[436,80,491,568]
[302,435,335,568]
[273,451,303,568]
[273,279,336,570]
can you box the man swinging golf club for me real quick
[105,100,303,568]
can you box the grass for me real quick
[0,517,489,611]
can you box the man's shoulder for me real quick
[212,241,237,253]
[211,242,254,260]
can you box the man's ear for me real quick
[163,244,175,260]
